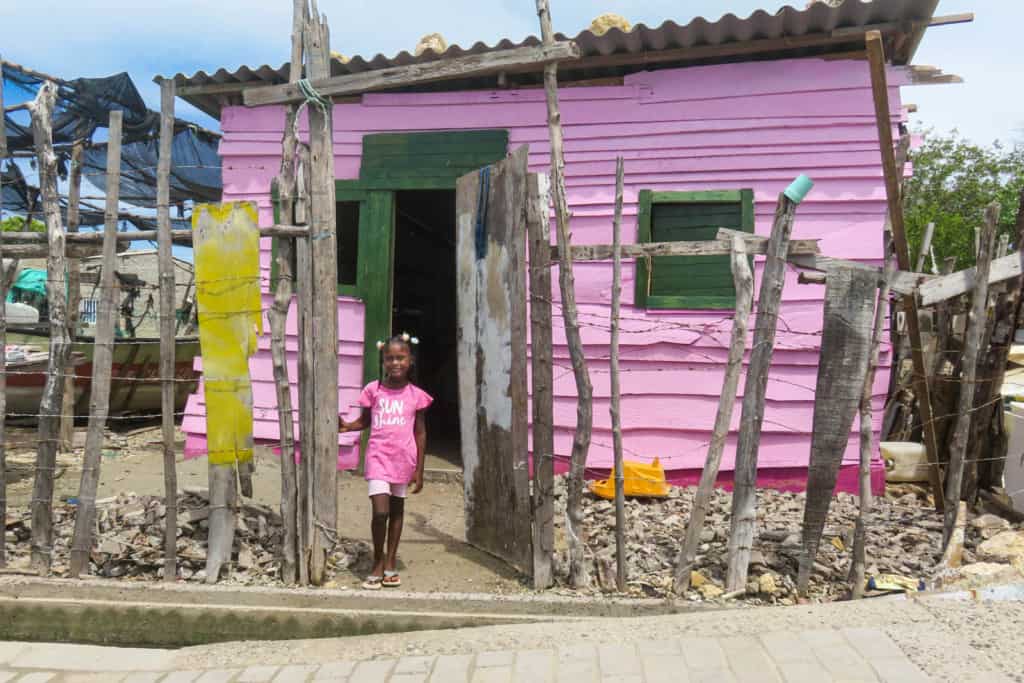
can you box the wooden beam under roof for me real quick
[243,41,580,106]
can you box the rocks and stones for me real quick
[971,514,1012,540]
[5,490,371,586]
[551,474,949,603]
[977,531,1024,568]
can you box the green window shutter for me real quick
[359,130,509,188]
[634,189,754,310]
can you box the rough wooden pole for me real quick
[674,234,753,594]
[270,0,306,586]
[535,0,592,589]
[60,140,84,451]
[28,81,71,575]
[0,57,7,568]
[527,172,555,589]
[608,157,626,593]
[942,204,998,548]
[850,258,893,599]
[725,193,798,592]
[305,7,340,585]
[69,111,123,578]
[295,145,313,585]
[157,79,178,582]
[866,31,945,510]
[915,222,935,273]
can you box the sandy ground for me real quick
[4,425,524,594]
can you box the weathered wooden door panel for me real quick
[455,146,532,575]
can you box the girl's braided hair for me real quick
[376,332,420,387]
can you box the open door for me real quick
[454,146,532,575]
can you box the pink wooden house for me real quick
[170,0,949,494]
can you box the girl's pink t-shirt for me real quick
[357,381,433,483]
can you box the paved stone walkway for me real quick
[0,626,932,682]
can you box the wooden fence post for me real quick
[157,79,178,582]
[866,31,945,509]
[797,267,877,596]
[304,8,340,585]
[851,258,894,599]
[535,0,592,589]
[674,234,753,594]
[61,140,84,451]
[527,172,555,589]
[609,157,627,592]
[943,204,998,548]
[269,0,307,586]
[725,193,797,592]
[296,145,313,585]
[0,56,7,568]
[69,111,123,578]
[28,81,71,575]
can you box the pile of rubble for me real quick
[4,488,371,585]
[552,477,1024,602]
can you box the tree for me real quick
[1,215,45,232]
[905,132,1024,270]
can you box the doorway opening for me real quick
[392,190,461,467]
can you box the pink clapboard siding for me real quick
[182,57,906,492]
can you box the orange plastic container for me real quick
[589,458,670,500]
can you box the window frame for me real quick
[633,188,755,310]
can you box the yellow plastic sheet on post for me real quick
[193,202,262,466]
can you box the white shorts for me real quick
[367,479,408,498]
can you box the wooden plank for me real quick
[295,146,313,585]
[156,80,178,583]
[725,193,797,593]
[537,0,592,589]
[526,172,554,589]
[786,253,924,297]
[69,111,123,579]
[61,140,84,451]
[796,267,877,596]
[455,147,533,575]
[559,238,820,262]
[943,205,998,548]
[867,30,945,509]
[28,81,71,575]
[305,9,340,586]
[918,251,1024,306]
[609,157,627,593]
[0,225,307,244]
[243,41,580,106]
[674,234,753,595]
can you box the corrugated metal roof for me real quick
[168,0,941,119]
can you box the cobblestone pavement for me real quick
[0,626,937,682]
[2,593,1022,682]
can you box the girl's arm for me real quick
[339,408,371,433]
[411,410,427,493]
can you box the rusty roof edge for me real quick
[163,0,945,114]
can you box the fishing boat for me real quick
[5,324,201,419]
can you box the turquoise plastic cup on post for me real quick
[784,174,814,205]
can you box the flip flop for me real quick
[362,575,383,591]
[382,571,401,587]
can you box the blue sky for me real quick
[2,0,1019,144]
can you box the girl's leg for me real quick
[369,494,390,577]
[384,495,405,572]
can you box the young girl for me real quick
[339,333,432,590]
